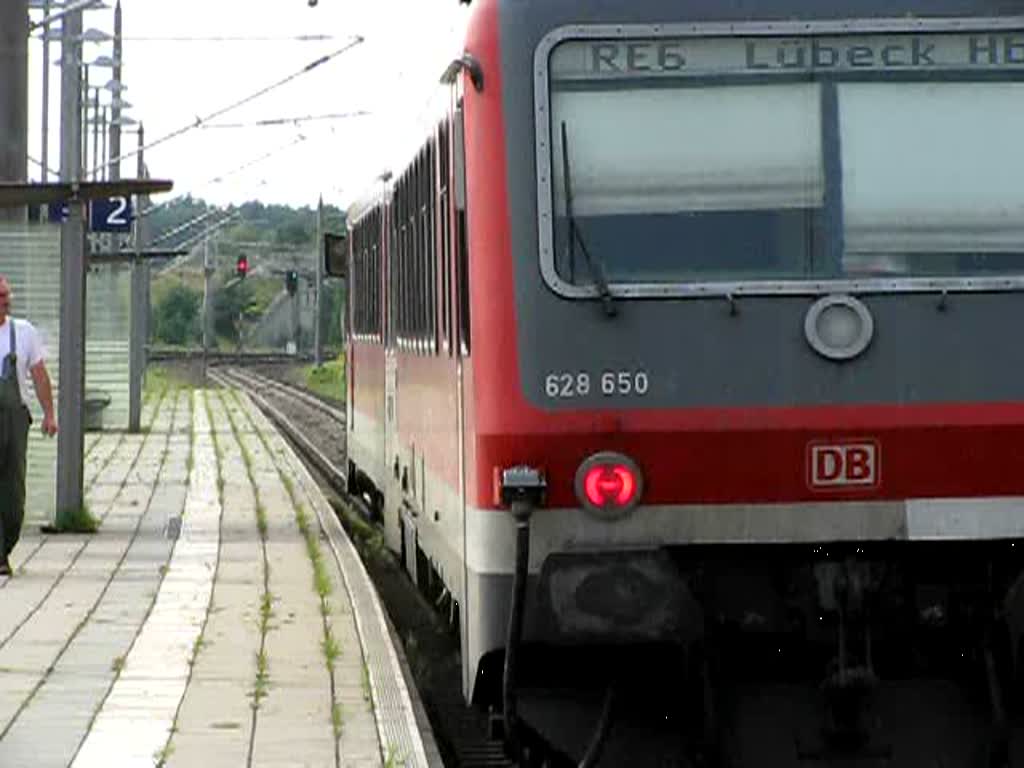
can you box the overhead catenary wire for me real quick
[87,35,365,179]
[158,209,244,274]
[111,34,337,42]
[139,134,308,222]
[200,111,371,129]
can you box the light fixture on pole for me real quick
[29,0,108,31]
[79,27,112,43]
[47,18,115,183]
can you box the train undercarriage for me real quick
[488,541,1024,767]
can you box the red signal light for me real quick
[583,464,637,507]
[236,255,249,278]
[575,452,643,518]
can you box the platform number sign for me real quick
[90,195,133,233]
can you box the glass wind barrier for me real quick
[0,222,134,525]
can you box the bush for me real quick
[153,283,201,346]
[213,279,260,344]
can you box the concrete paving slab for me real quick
[73,391,213,768]
[2,384,438,767]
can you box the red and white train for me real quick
[332,0,1024,762]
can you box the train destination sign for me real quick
[549,33,1024,78]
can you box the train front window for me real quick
[542,33,1024,292]
[550,83,825,283]
[840,82,1024,276]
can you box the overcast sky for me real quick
[27,0,469,209]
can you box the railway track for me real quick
[148,349,323,365]
[210,365,513,768]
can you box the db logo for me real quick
[808,441,880,489]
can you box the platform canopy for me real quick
[0,179,173,207]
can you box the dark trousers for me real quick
[0,406,30,558]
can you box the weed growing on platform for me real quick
[153,742,175,767]
[202,391,227,503]
[384,744,405,768]
[322,629,341,666]
[53,504,100,533]
[260,590,274,628]
[221,392,274,722]
[189,636,206,667]
[281,474,296,500]
[361,661,373,707]
[332,702,345,739]
[253,649,270,706]
[243,401,347,728]
[255,502,268,539]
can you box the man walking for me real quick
[0,275,57,576]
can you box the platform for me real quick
[0,386,440,767]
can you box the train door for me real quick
[383,190,402,556]
[452,94,474,697]
[384,350,401,556]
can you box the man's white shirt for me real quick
[0,318,46,407]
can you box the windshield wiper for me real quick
[560,121,617,318]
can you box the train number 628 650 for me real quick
[544,371,650,399]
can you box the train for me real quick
[329,0,1024,764]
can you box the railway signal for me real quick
[286,269,299,296]
[236,254,249,278]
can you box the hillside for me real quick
[148,196,347,350]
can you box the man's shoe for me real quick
[0,559,11,576]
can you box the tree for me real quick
[213,279,260,344]
[152,283,200,346]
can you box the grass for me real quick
[52,504,100,533]
[334,501,389,567]
[303,356,345,402]
[144,363,192,395]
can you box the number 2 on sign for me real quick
[107,196,129,226]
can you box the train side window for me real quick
[416,154,426,351]
[388,206,397,345]
[404,167,411,349]
[427,140,438,355]
[404,172,412,349]
[375,211,382,342]
[439,121,452,355]
[415,153,424,350]
[456,211,470,356]
[453,104,471,356]
[398,176,407,348]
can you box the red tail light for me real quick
[575,452,643,519]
